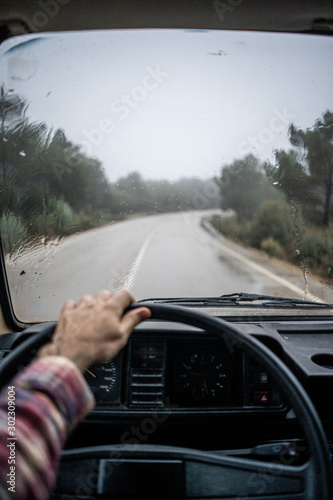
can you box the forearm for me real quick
[0,356,94,500]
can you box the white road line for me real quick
[210,231,323,303]
[122,231,155,292]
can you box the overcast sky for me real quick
[1,29,333,181]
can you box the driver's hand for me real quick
[38,290,151,372]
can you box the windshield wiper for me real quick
[138,293,331,309]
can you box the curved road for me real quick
[6,210,333,322]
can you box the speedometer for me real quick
[84,357,121,404]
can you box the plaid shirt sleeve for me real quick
[0,356,95,500]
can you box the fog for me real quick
[1,29,333,181]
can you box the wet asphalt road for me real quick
[6,210,333,322]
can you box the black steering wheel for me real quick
[0,304,332,499]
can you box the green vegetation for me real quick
[0,214,27,254]
[216,154,282,222]
[210,212,333,280]
[212,111,333,281]
[251,201,294,248]
[260,237,283,259]
[0,87,114,251]
[0,87,220,254]
[266,110,333,227]
[2,84,332,282]
[110,173,219,215]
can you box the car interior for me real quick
[1,1,333,499]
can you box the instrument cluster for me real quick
[84,333,284,413]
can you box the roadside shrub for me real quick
[208,206,333,283]
[295,226,333,279]
[35,198,74,236]
[321,253,333,279]
[0,214,28,254]
[210,215,238,239]
[209,215,252,246]
[72,211,95,232]
[48,198,74,235]
[298,231,327,266]
[260,237,283,258]
[251,200,295,248]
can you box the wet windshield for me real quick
[0,30,333,322]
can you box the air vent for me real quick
[129,341,165,406]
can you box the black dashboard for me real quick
[1,316,333,456]
[74,317,333,465]
[84,332,284,415]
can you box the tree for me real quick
[268,110,333,227]
[0,88,115,240]
[217,154,281,222]
[251,200,294,248]
[292,111,333,226]
[0,86,28,216]
[265,150,310,202]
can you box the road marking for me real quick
[209,229,323,303]
[122,231,155,292]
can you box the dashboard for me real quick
[84,332,284,414]
[70,317,333,463]
[1,316,333,456]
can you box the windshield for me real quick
[1,29,333,322]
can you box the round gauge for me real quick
[177,350,228,404]
[84,359,118,403]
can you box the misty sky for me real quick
[1,29,333,181]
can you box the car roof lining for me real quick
[0,0,333,36]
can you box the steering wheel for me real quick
[0,304,332,499]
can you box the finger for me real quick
[121,307,151,334]
[57,299,77,330]
[108,290,135,315]
[62,299,77,312]
[78,294,94,307]
[97,290,113,302]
